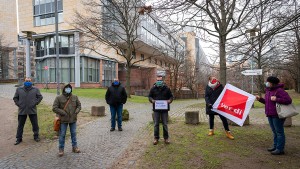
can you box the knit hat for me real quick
[267,76,280,84]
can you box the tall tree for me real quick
[74,0,155,96]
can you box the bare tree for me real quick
[73,0,156,96]
[0,34,14,79]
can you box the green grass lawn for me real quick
[41,88,149,103]
[137,119,300,169]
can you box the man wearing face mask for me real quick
[205,76,234,140]
[105,78,127,131]
[13,77,43,145]
[52,84,81,157]
[148,75,173,145]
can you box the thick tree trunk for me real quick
[126,64,131,98]
[219,36,227,84]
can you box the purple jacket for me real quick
[258,84,292,117]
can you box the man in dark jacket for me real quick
[13,77,43,145]
[105,78,127,131]
[205,76,234,140]
[52,84,81,157]
[148,75,173,145]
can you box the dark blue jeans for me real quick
[153,111,169,139]
[59,122,77,150]
[268,117,286,151]
[110,104,123,129]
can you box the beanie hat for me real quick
[267,76,280,85]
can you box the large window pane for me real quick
[58,0,63,11]
[35,16,40,26]
[34,5,40,15]
[58,12,63,23]
[40,4,46,14]
[35,0,40,5]
[46,3,51,13]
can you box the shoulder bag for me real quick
[53,97,72,131]
[274,91,299,119]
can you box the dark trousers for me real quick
[16,114,39,140]
[209,114,230,131]
[154,111,169,139]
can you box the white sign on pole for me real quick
[241,69,262,76]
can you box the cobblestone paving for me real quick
[0,84,202,169]
[1,84,299,168]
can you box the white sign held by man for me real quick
[212,84,256,126]
[154,100,168,110]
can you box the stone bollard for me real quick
[284,117,292,127]
[185,111,199,124]
[228,116,250,126]
[91,106,105,116]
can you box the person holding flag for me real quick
[256,76,292,155]
[205,76,234,140]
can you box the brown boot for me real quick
[153,139,158,145]
[72,147,81,153]
[225,131,234,140]
[208,129,214,136]
[58,149,64,157]
[164,139,170,144]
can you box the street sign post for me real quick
[241,69,262,76]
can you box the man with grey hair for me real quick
[105,78,127,131]
[13,77,43,145]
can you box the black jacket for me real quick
[205,84,223,115]
[13,86,43,115]
[148,83,173,111]
[105,83,127,106]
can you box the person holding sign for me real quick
[256,76,292,155]
[205,76,234,140]
[149,75,173,145]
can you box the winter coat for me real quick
[258,83,292,117]
[52,84,81,123]
[13,86,43,115]
[148,83,173,111]
[205,84,223,115]
[105,82,127,106]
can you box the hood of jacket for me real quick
[62,84,72,96]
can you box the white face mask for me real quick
[65,87,72,94]
[265,82,270,87]
[208,81,218,89]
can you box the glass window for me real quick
[46,17,53,25]
[58,12,63,23]
[40,0,46,4]
[69,35,74,47]
[35,16,40,26]
[58,0,63,11]
[46,2,51,13]
[61,36,68,47]
[132,51,136,59]
[34,5,40,15]
[35,0,40,5]
[40,18,46,26]
[40,4,46,14]
[141,54,144,61]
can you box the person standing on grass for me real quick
[256,76,292,155]
[205,76,234,140]
[13,77,43,145]
[105,78,127,132]
[52,84,81,157]
[148,75,173,145]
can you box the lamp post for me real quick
[55,0,60,95]
[21,31,36,78]
[246,28,259,95]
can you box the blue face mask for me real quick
[24,81,32,87]
[65,87,72,94]
[156,80,163,87]
[265,82,270,87]
[113,81,119,85]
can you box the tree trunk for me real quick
[219,36,227,84]
[126,64,131,98]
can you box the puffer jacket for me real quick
[52,84,81,123]
[13,86,43,115]
[258,83,292,117]
[148,83,173,111]
[105,82,127,106]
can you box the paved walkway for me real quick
[1,84,299,168]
